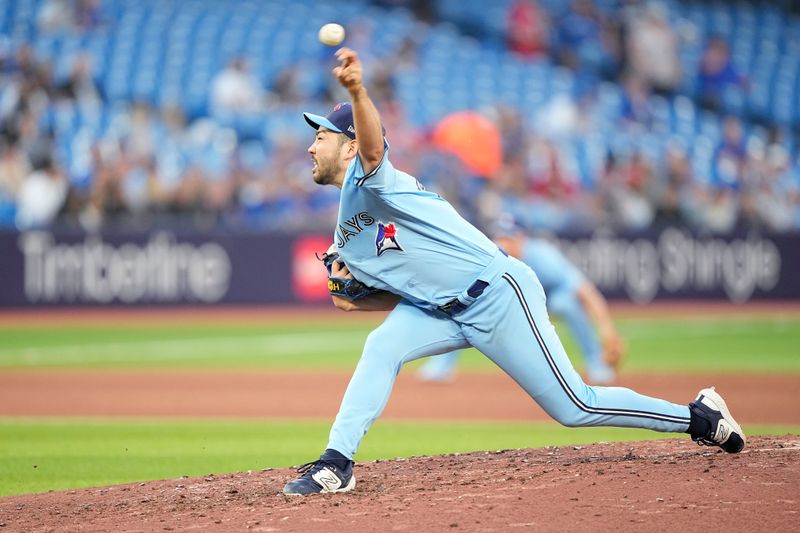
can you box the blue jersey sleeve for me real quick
[349,140,395,190]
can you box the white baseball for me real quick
[318,23,345,47]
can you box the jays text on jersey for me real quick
[334,143,504,309]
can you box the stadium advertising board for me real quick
[0,229,797,307]
[557,228,786,303]
[0,230,294,307]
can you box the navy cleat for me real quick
[283,450,355,496]
[688,387,746,453]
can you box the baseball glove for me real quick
[318,248,377,301]
[319,248,340,276]
[327,276,376,300]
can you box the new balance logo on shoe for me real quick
[313,470,342,491]
[716,422,730,443]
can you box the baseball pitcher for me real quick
[283,48,745,496]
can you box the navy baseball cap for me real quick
[303,102,386,140]
[304,102,357,139]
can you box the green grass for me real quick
[1,418,797,497]
[1,316,798,373]
[0,313,797,497]
[0,323,371,369]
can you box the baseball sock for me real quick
[321,448,351,469]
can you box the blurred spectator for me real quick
[711,116,747,191]
[120,102,159,163]
[273,66,304,105]
[118,157,156,215]
[57,54,102,108]
[651,140,697,227]
[600,151,656,231]
[236,135,336,229]
[390,35,421,73]
[626,2,681,96]
[507,0,549,59]
[198,127,238,218]
[75,0,102,31]
[151,105,190,211]
[4,45,50,112]
[697,37,747,111]
[369,65,397,108]
[747,130,799,231]
[85,141,124,227]
[37,0,76,33]
[691,117,747,232]
[694,183,740,233]
[556,0,599,62]
[510,135,596,232]
[619,73,653,128]
[0,0,797,236]
[0,128,30,224]
[210,57,264,115]
[376,99,419,174]
[16,151,67,229]
[539,94,581,138]
[174,120,236,219]
[38,0,101,33]
[0,37,10,75]
[493,106,528,166]
[528,138,579,200]
[556,0,619,79]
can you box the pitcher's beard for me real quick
[312,160,338,186]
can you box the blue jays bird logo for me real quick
[375,222,404,256]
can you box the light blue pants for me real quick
[421,282,608,380]
[327,256,690,459]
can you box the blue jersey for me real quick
[521,239,583,294]
[334,145,498,309]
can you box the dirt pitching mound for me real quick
[2,437,798,532]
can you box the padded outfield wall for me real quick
[0,229,797,307]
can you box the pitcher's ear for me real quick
[345,139,359,159]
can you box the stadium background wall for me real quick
[0,229,797,307]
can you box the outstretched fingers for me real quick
[335,47,357,64]
[332,48,362,91]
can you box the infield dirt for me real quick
[1,370,799,532]
[2,304,799,531]
[1,371,798,424]
[1,437,798,532]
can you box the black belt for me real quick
[438,280,489,316]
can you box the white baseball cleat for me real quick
[688,387,746,453]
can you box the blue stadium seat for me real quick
[4,0,798,219]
